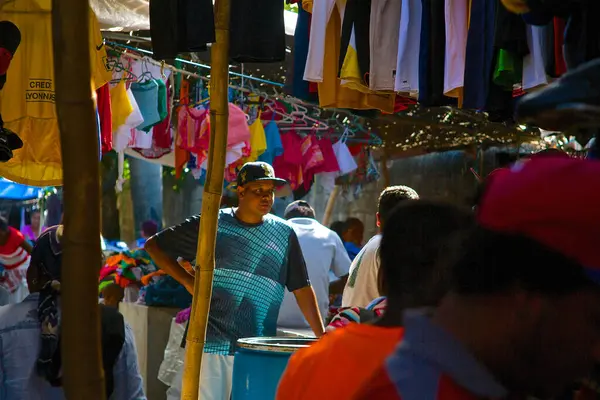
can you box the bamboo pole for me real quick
[181,0,231,398]
[51,0,105,398]
[322,185,341,227]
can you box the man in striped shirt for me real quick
[356,157,600,400]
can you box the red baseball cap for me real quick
[478,156,600,282]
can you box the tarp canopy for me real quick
[0,178,42,201]
[92,0,298,35]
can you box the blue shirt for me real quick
[344,242,362,261]
[155,208,310,355]
[0,294,146,400]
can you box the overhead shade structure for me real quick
[0,178,42,200]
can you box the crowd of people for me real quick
[0,152,598,399]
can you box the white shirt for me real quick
[277,218,351,329]
[395,0,422,93]
[342,234,381,307]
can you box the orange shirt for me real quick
[276,324,403,400]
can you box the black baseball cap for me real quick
[232,162,291,197]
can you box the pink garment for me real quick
[197,103,251,166]
[314,138,340,173]
[177,106,207,152]
[301,136,325,190]
[21,225,38,242]
[200,103,251,147]
[273,131,304,190]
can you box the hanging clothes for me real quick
[110,74,134,133]
[245,113,267,162]
[339,0,372,93]
[131,79,161,131]
[0,2,111,185]
[97,84,113,154]
[149,0,215,60]
[229,0,286,62]
[258,120,284,165]
[113,89,144,153]
[369,0,401,91]
[302,0,395,113]
[273,131,304,190]
[395,0,422,93]
[522,25,549,90]
[463,0,497,110]
[443,0,469,103]
[418,0,451,107]
[286,5,317,102]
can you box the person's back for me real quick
[0,225,146,400]
[278,215,350,329]
[277,201,474,400]
[342,186,419,307]
[0,294,144,399]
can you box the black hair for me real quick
[284,204,316,219]
[330,221,345,238]
[451,227,591,296]
[379,201,474,307]
[378,185,419,227]
[0,216,8,232]
[343,217,364,233]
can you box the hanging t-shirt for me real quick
[110,75,134,132]
[369,0,401,91]
[523,25,548,90]
[149,0,215,60]
[0,2,112,185]
[258,120,284,165]
[113,89,144,153]
[301,135,325,190]
[443,0,469,98]
[229,0,285,62]
[273,131,304,190]
[395,0,422,93]
[178,106,207,153]
[245,116,267,162]
[303,0,396,113]
[97,84,113,154]
[131,79,161,131]
[463,0,497,110]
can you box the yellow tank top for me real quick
[0,0,112,186]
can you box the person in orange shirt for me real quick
[275,201,474,400]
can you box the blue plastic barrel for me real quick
[232,337,316,400]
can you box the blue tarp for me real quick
[0,178,42,201]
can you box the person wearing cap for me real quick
[0,225,146,399]
[145,161,324,400]
[277,200,351,330]
[355,156,600,400]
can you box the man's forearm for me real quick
[293,286,324,337]
[144,237,195,294]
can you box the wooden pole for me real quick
[51,0,105,398]
[181,0,231,398]
[322,185,341,227]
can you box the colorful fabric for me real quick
[0,227,28,269]
[327,296,386,332]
